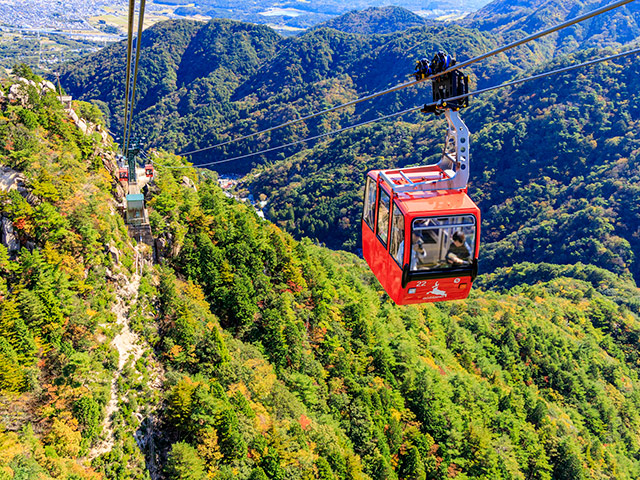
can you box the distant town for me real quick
[0,0,184,71]
[0,0,491,38]
[0,0,157,41]
[1,1,115,29]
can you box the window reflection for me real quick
[389,202,404,267]
[363,176,377,229]
[411,216,476,271]
[377,189,390,246]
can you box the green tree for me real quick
[316,457,336,480]
[0,337,25,392]
[249,467,269,480]
[399,446,425,480]
[553,440,585,480]
[165,442,207,480]
[215,408,247,461]
[73,396,102,440]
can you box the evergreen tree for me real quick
[165,442,207,480]
[399,446,425,480]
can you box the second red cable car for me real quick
[362,109,480,304]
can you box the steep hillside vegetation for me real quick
[0,70,147,479]
[5,65,640,480]
[144,151,640,480]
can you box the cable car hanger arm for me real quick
[379,110,470,194]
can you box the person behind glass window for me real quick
[446,231,471,266]
[411,232,428,269]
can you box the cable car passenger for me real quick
[446,231,471,266]
[410,232,427,270]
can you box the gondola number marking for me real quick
[416,281,428,287]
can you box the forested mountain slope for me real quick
[59,16,519,168]
[58,3,640,167]
[59,19,282,149]
[5,66,640,480]
[0,70,147,478]
[463,0,640,55]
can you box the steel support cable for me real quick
[161,107,421,168]
[177,0,636,157]
[156,47,640,170]
[124,0,147,153]
[121,0,136,154]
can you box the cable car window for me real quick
[377,188,391,247]
[411,215,476,271]
[389,202,405,267]
[363,176,377,230]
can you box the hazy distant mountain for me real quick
[160,0,492,33]
[314,6,433,34]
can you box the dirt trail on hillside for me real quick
[89,256,143,459]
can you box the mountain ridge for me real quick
[313,6,432,35]
[60,17,515,162]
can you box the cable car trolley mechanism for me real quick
[362,54,480,304]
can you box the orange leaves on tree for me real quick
[12,217,26,230]
[299,414,312,431]
[169,344,184,361]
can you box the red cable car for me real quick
[144,164,154,178]
[118,168,129,182]
[362,110,480,304]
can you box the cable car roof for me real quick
[397,190,478,216]
[369,169,478,216]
